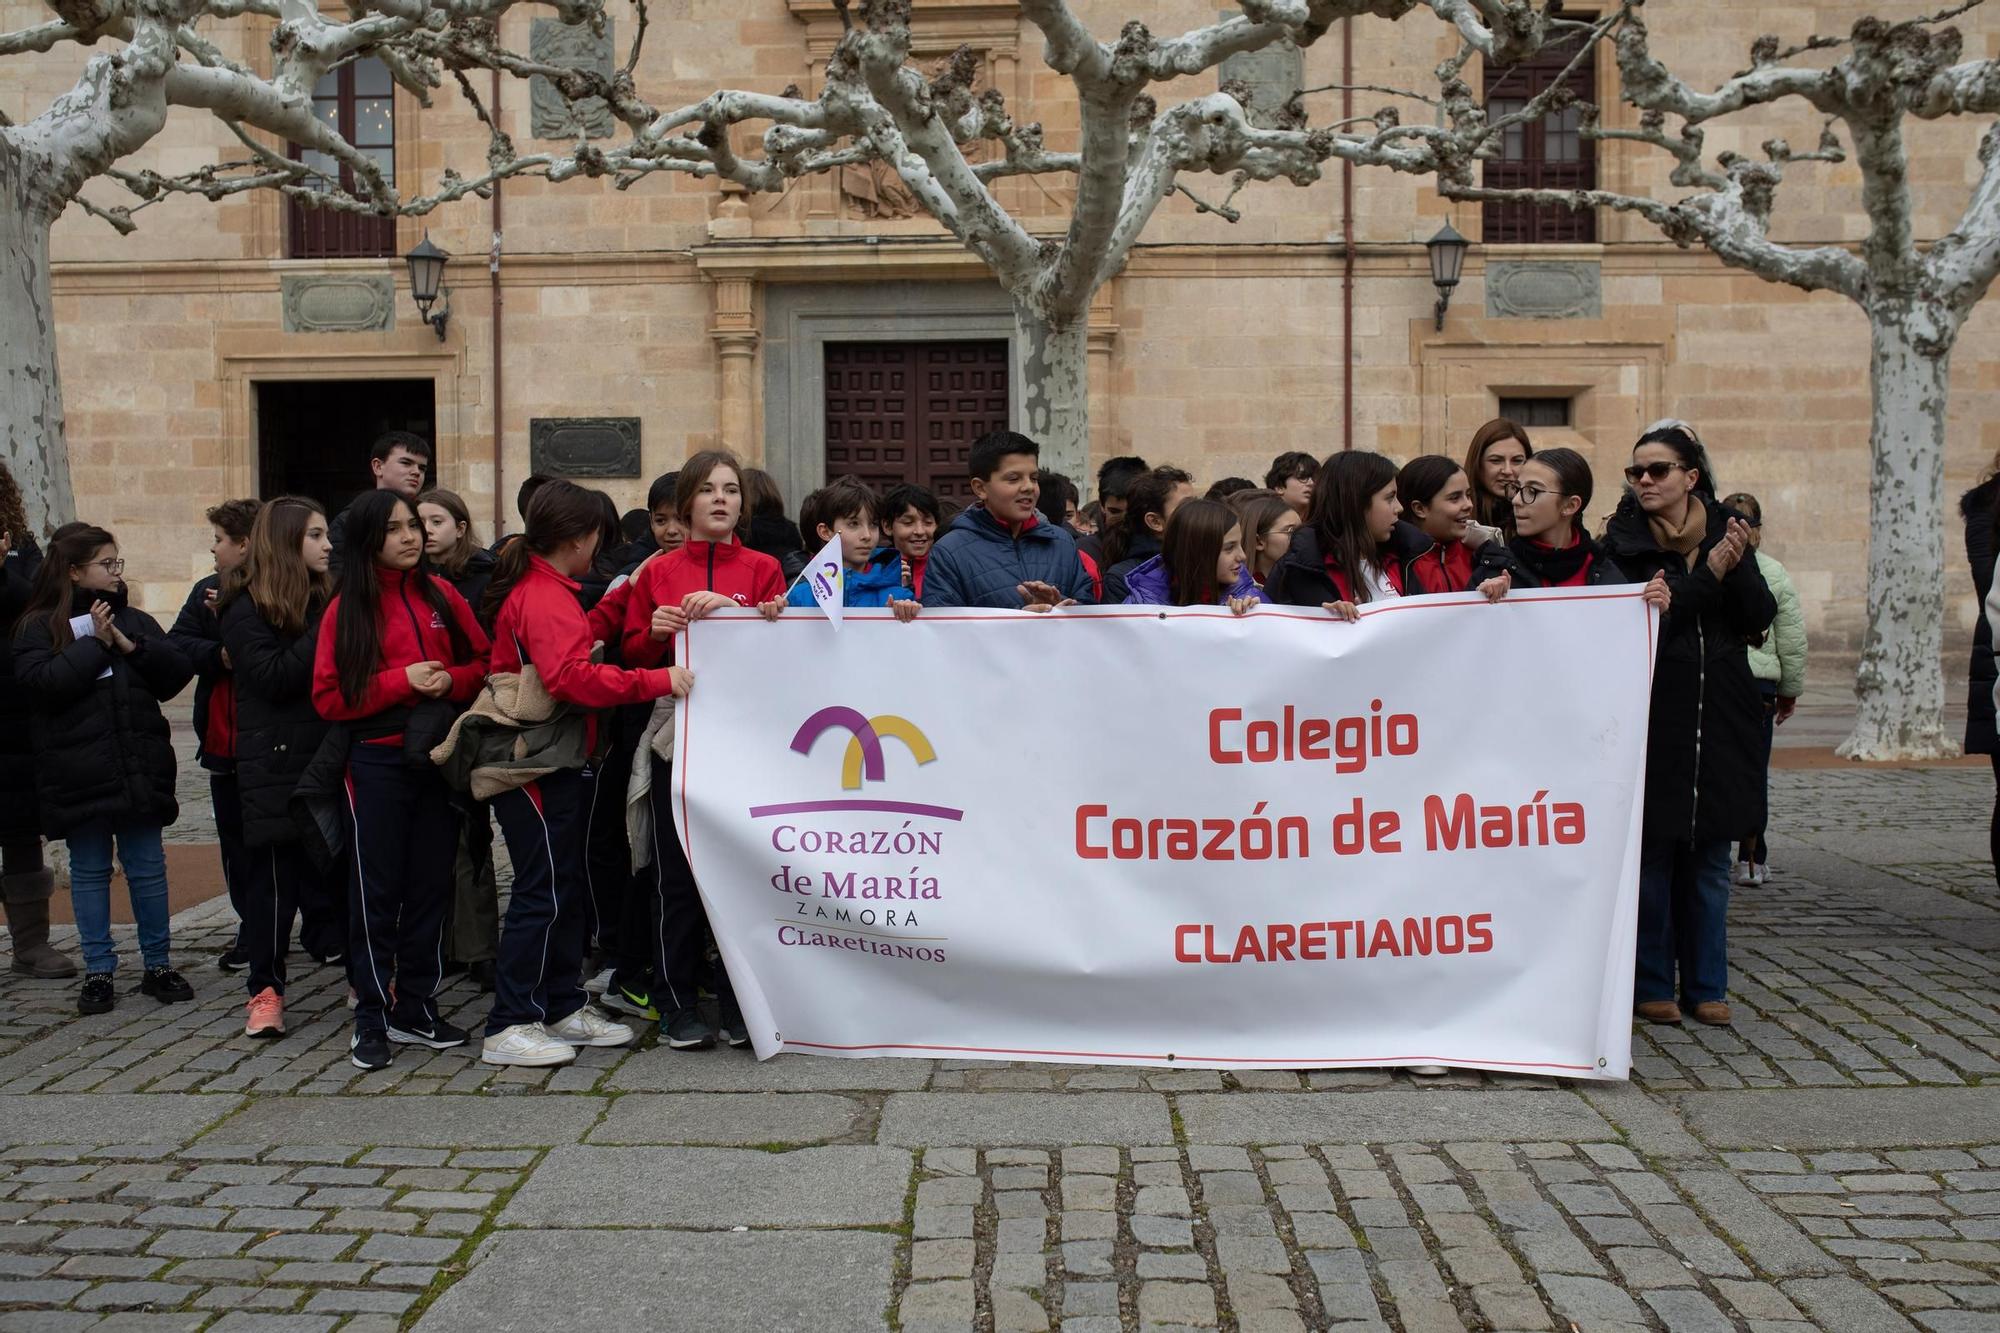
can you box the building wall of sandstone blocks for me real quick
[6,0,2000,688]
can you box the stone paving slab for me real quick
[585,1093,865,1145]
[606,1046,934,1092]
[499,1145,913,1227]
[1176,1088,1619,1144]
[0,1095,242,1146]
[1681,1088,2000,1148]
[876,1091,1174,1146]
[415,1228,897,1333]
[200,1095,605,1147]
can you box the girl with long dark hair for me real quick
[1120,498,1259,612]
[1470,449,1669,600]
[219,497,342,1037]
[1101,466,1195,605]
[1264,451,1423,619]
[1464,418,1534,534]
[473,480,691,1067]
[1394,455,1494,594]
[12,525,195,1014]
[1602,421,1773,1030]
[312,490,490,1070]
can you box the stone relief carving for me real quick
[1485,261,1603,320]
[279,275,395,333]
[529,18,616,140]
[529,417,642,478]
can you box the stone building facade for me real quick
[6,0,2000,686]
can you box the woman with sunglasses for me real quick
[1602,421,1774,1030]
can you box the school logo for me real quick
[809,559,840,602]
[790,706,936,791]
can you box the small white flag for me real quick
[803,532,845,631]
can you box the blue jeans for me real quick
[66,821,172,976]
[1635,835,1731,1006]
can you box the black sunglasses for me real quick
[1624,461,1689,483]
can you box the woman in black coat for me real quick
[12,524,195,1014]
[0,505,76,979]
[1961,471,1998,885]
[1601,422,1775,1031]
[219,498,343,1037]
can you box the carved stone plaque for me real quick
[1217,17,1302,130]
[529,417,641,477]
[529,18,616,140]
[280,275,394,333]
[1485,261,1602,319]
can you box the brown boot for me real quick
[1691,1001,1732,1027]
[3,872,79,979]
[1634,999,1682,1025]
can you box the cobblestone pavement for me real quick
[0,768,1998,1331]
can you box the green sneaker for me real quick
[601,978,660,1023]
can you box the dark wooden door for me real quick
[824,340,1008,504]
[1481,25,1597,244]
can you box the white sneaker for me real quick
[548,1005,635,1048]
[1733,863,1758,886]
[480,1023,577,1067]
[1408,1065,1450,1077]
[1752,863,1770,885]
[583,967,614,996]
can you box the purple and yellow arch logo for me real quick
[790,707,937,791]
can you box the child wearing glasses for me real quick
[1470,448,1671,604]
[11,525,196,1015]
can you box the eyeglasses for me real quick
[1623,461,1689,483]
[1506,483,1564,505]
[87,558,126,574]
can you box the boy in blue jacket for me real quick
[923,432,1097,610]
[785,475,914,614]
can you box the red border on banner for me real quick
[779,1038,1598,1073]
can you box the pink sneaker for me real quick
[245,987,286,1039]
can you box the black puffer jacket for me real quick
[1263,522,1431,607]
[441,546,497,618]
[1468,531,1633,589]
[219,594,328,849]
[1102,532,1161,608]
[12,590,194,837]
[167,574,233,771]
[1602,495,1776,843]
[0,545,43,842]
[1962,478,1997,755]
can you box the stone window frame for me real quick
[1417,337,1666,484]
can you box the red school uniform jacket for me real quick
[311,566,491,725]
[488,555,679,725]
[620,537,786,668]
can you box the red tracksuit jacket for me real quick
[488,555,678,710]
[312,566,491,724]
[620,537,784,668]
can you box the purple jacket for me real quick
[1120,555,1261,607]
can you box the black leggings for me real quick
[1990,754,2000,889]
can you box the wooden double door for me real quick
[823,340,1009,505]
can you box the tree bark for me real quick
[1014,300,1091,485]
[0,135,68,541]
[1839,308,1957,761]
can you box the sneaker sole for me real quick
[246,1024,286,1040]
[666,1033,716,1050]
[350,1052,393,1070]
[554,1029,636,1049]
[386,1026,469,1050]
[718,1032,750,1049]
[480,1047,576,1067]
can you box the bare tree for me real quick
[1409,0,2000,758]
[2,0,1575,536]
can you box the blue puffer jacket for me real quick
[785,549,906,609]
[1121,555,1261,607]
[921,508,1096,609]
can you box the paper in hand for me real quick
[68,614,113,679]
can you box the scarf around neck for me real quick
[1646,495,1707,559]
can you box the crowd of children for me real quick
[0,416,1808,1065]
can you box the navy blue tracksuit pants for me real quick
[488,770,590,1035]
[210,772,248,950]
[343,742,456,1035]
[643,755,733,1015]
[238,839,321,998]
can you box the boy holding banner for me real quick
[922,432,1096,611]
[785,476,919,624]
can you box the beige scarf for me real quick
[1647,495,1707,559]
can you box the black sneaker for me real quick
[139,966,194,1003]
[350,1028,393,1071]
[216,945,248,972]
[602,976,660,1023]
[663,1005,716,1050]
[716,999,750,1049]
[78,973,115,1015]
[387,1017,470,1050]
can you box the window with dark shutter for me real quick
[287,57,398,260]
[1497,395,1575,429]
[1481,23,1597,244]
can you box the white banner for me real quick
[673,589,1656,1079]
